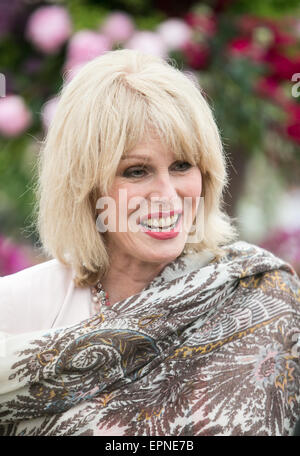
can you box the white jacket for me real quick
[0,259,91,335]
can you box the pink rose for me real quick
[266,21,296,46]
[156,18,192,52]
[255,76,279,97]
[65,30,112,71]
[286,122,300,144]
[255,76,286,106]
[182,41,209,70]
[227,37,264,61]
[263,49,299,80]
[100,11,135,43]
[125,31,168,59]
[283,102,300,121]
[228,36,252,54]
[41,96,60,130]
[238,15,262,34]
[293,19,300,37]
[0,95,32,137]
[260,228,300,274]
[0,235,32,276]
[184,12,217,37]
[26,5,72,54]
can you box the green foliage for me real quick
[64,0,108,31]
[64,0,165,32]
[228,0,300,17]
[134,12,166,30]
[0,37,24,69]
[63,0,155,22]
[0,136,38,242]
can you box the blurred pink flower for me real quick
[238,15,262,34]
[125,31,168,58]
[263,48,299,80]
[182,41,209,70]
[65,30,112,71]
[26,5,72,54]
[264,21,296,47]
[0,235,32,276]
[41,96,60,130]
[184,12,217,37]
[100,11,135,44]
[156,18,192,52]
[259,228,300,274]
[283,102,300,121]
[228,36,252,54]
[294,19,300,37]
[227,37,264,61]
[0,95,32,137]
[255,76,286,106]
[285,122,300,144]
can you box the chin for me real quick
[141,244,184,263]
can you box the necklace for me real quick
[91,281,110,314]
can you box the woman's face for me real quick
[98,137,202,265]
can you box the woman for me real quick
[0,49,299,436]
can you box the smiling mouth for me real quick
[139,214,181,232]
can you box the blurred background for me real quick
[0,0,299,276]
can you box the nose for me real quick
[148,173,179,207]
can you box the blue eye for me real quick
[123,167,147,178]
[122,161,192,178]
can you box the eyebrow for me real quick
[121,154,151,161]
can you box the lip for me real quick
[140,213,182,240]
[139,210,182,224]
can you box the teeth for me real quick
[141,214,180,230]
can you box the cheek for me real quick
[110,182,144,218]
[183,171,202,198]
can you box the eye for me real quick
[172,161,192,171]
[122,166,147,178]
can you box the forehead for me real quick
[121,140,185,162]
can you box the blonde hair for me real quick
[33,48,239,288]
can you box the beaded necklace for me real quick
[90,249,194,314]
[91,281,110,314]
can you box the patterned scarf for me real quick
[0,241,299,436]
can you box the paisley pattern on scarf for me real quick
[0,241,299,436]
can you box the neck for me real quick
[100,255,170,306]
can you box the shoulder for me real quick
[0,259,74,334]
[215,240,300,321]
[233,245,300,330]
[0,258,72,292]
[222,240,299,280]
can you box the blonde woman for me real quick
[0,49,299,436]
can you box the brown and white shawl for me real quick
[0,241,299,436]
